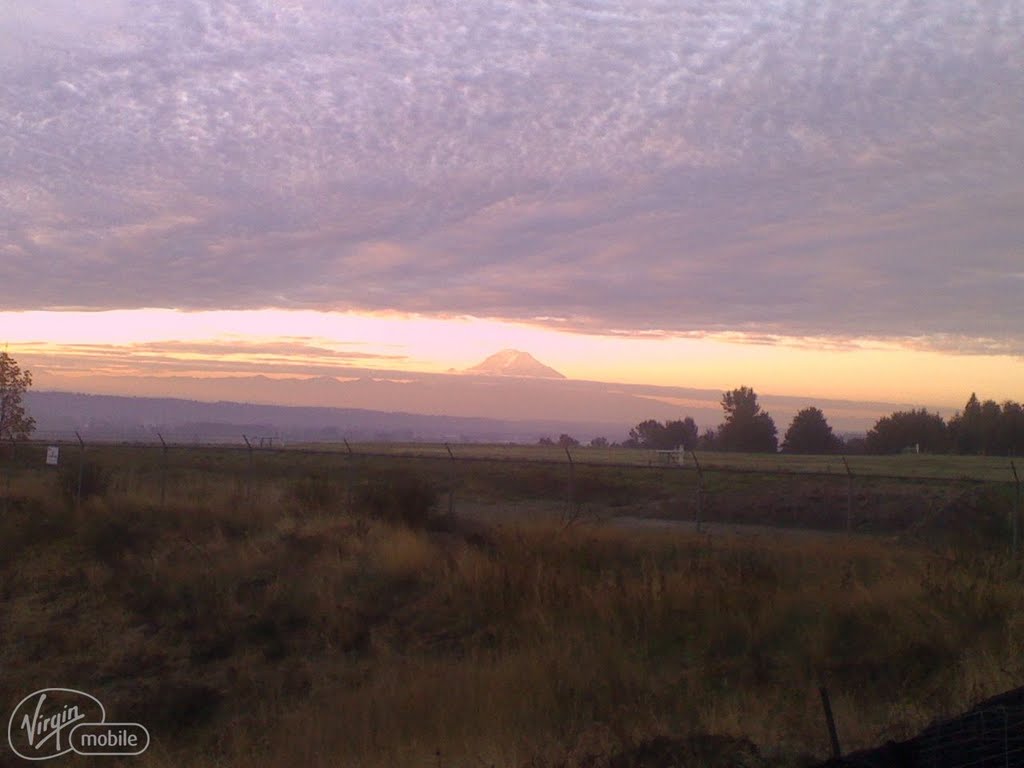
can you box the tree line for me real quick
[543,387,1023,456]
[619,386,819,453]
[865,395,1024,455]
[2,352,1020,457]
[543,386,835,453]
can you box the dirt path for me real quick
[456,499,892,542]
[605,514,894,541]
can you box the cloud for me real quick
[11,338,408,378]
[1,0,1022,355]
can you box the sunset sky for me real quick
[2,1,1022,411]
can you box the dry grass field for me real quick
[294,441,1020,483]
[2,445,1023,766]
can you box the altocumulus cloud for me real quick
[1,1,1022,353]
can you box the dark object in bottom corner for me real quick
[816,686,1024,768]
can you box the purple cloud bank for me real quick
[2,1,1022,352]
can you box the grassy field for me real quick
[288,441,1022,482]
[1,444,1023,766]
[4,440,1018,538]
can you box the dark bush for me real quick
[866,408,950,454]
[58,458,110,506]
[287,472,341,511]
[0,497,75,566]
[132,683,222,734]
[78,501,174,566]
[83,509,155,566]
[356,468,439,527]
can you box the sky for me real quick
[2,0,1022,410]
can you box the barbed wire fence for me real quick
[5,432,1024,766]
[3,431,1021,551]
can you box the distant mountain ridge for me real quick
[27,366,915,437]
[465,349,565,379]
[24,390,625,444]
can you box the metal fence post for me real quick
[75,431,85,512]
[344,439,354,514]
[842,457,854,533]
[565,446,575,515]
[1011,461,1020,557]
[10,438,16,504]
[157,432,168,510]
[445,443,456,516]
[242,434,254,502]
[690,450,704,532]
[1,437,11,514]
[819,686,842,759]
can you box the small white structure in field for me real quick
[655,447,686,466]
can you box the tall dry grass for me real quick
[1,466,1023,767]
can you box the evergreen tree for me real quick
[782,407,841,454]
[717,386,778,452]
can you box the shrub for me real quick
[0,497,74,565]
[58,458,110,507]
[356,468,439,527]
[77,499,179,566]
[83,508,144,565]
[287,472,341,511]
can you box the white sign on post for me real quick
[46,446,60,466]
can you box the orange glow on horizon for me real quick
[3,309,1021,408]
